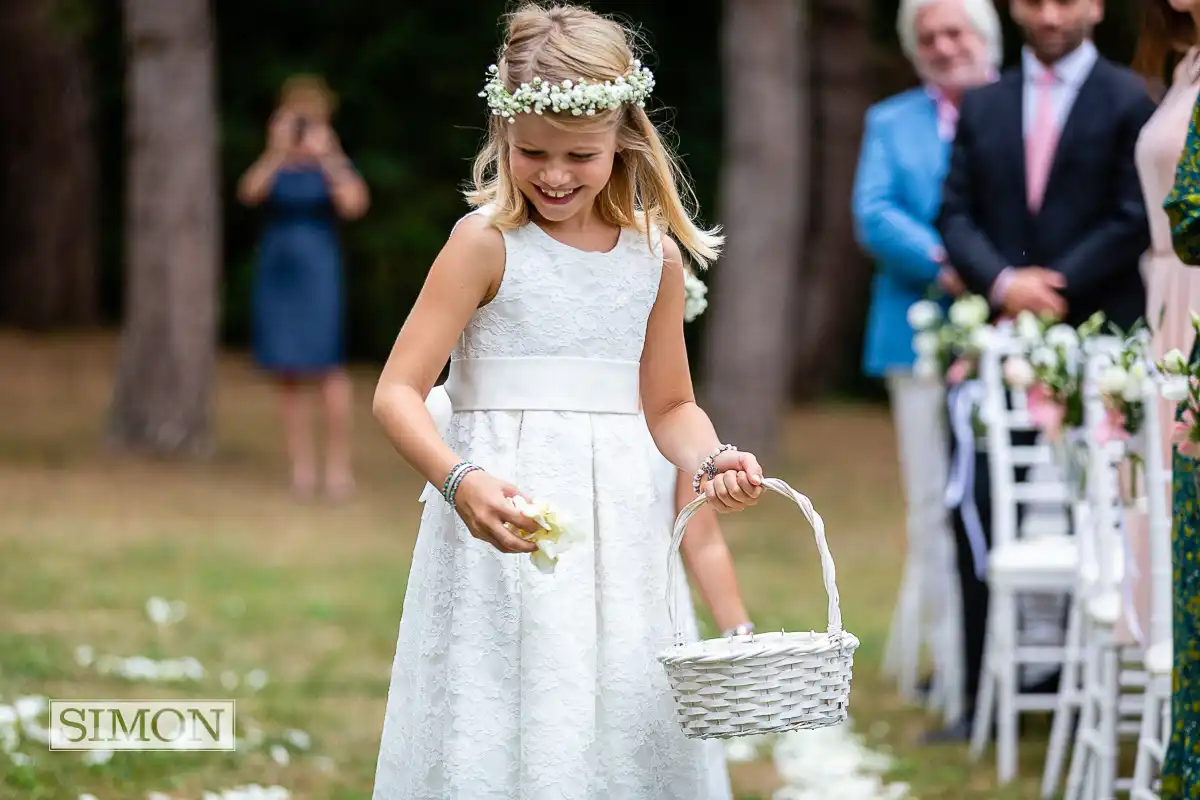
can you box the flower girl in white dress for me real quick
[369,4,765,799]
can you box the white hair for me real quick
[897,0,1004,70]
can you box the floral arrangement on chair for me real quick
[999,310,1107,441]
[1156,313,1200,460]
[909,293,991,383]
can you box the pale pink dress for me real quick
[1121,51,1200,644]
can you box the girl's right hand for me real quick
[452,470,540,553]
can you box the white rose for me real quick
[1162,348,1189,374]
[1097,364,1128,396]
[913,358,940,381]
[1002,356,1035,389]
[949,295,989,329]
[907,300,942,331]
[1162,376,1190,403]
[1030,346,1057,368]
[1015,311,1042,345]
[1121,361,1149,402]
[913,331,939,357]
[969,325,993,351]
[1045,324,1078,350]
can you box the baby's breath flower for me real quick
[480,61,655,123]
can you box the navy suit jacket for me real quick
[937,57,1155,330]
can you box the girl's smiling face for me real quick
[506,113,619,224]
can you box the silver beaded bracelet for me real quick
[722,622,755,638]
[691,443,737,494]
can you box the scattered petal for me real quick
[75,645,94,668]
[82,749,114,766]
[220,670,239,690]
[282,728,310,751]
[269,744,290,765]
[245,669,268,691]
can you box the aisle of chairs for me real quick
[881,321,1174,799]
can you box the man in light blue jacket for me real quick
[852,0,1002,741]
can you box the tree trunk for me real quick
[107,0,219,457]
[0,0,98,329]
[703,0,807,461]
[790,0,874,399]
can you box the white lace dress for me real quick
[372,208,732,800]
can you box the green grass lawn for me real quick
[0,332,1064,799]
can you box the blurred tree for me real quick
[107,0,218,456]
[704,0,807,460]
[791,0,874,399]
[0,0,98,328]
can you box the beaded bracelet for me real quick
[691,443,737,494]
[441,461,481,507]
[722,622,755,638]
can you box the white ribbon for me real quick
[1115,501,1144,645]
[944,379,988,579]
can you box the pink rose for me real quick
[1027,382,1066,442]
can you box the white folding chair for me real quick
[970,328,1078,784]
[1060,338,1130,800]
[1131,366,1175,800]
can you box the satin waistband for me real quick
[444,356,641,414]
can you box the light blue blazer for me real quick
[853,88,951,378]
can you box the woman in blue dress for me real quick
[237,75,369,501]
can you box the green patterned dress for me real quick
[1162,95,1200,798]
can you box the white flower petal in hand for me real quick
[508,497,580,573]
[79,794,99,800]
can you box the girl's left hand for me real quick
[704,450,764,514]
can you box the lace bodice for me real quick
[451,209,664,362]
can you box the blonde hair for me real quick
[279,74,338,122]
[465,2,722,268]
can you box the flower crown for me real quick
[479,60,655,123]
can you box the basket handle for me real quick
[665,477,843,644]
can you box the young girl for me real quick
[370,4,765,798]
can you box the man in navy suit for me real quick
[936,0,1154,741]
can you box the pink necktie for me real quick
[1026,69,1059,212]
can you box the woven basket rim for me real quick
[658,629,861,665]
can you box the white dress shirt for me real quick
[1021,40,1098,139]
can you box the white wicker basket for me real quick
[657,477,859,740]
